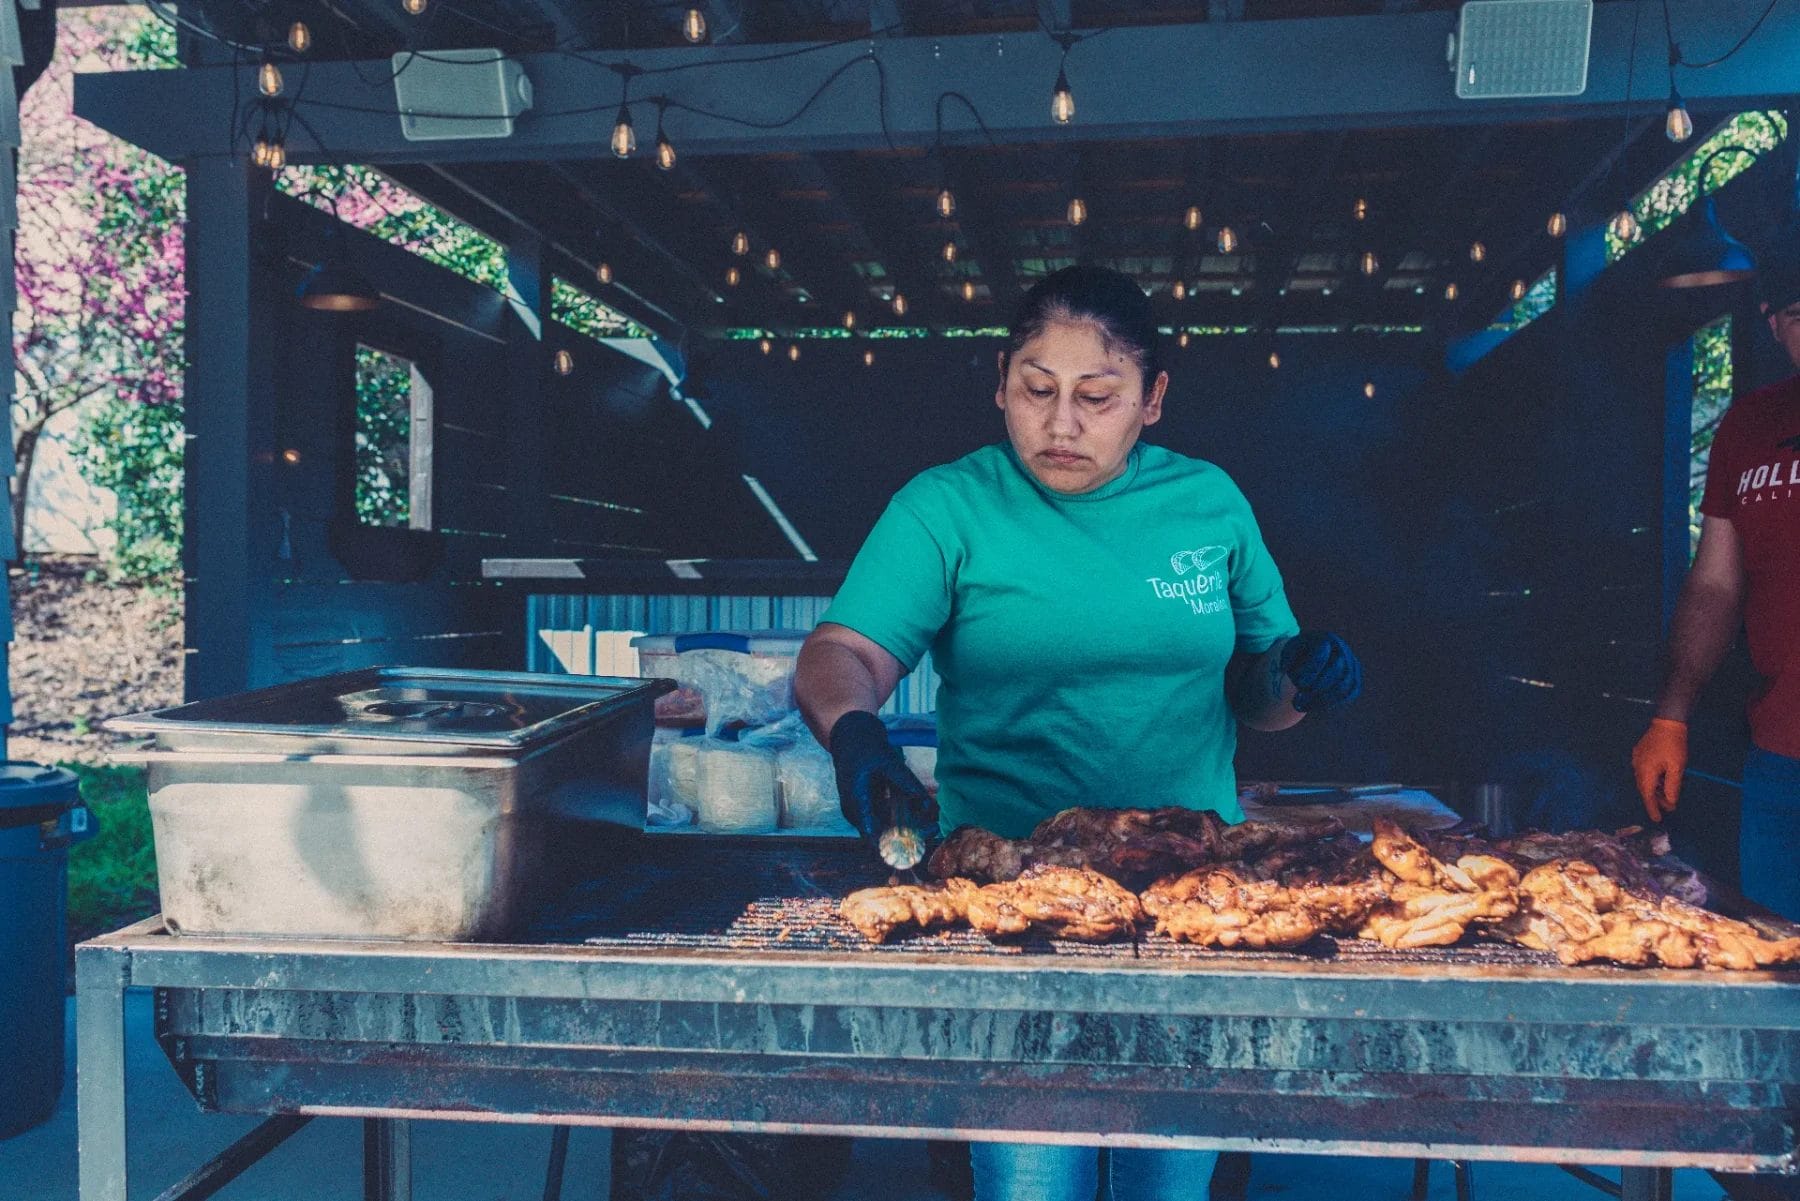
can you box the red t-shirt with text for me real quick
[1699,375,1800,758]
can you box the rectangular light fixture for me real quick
[1454,0,1593,100]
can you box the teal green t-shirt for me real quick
[822,442,1299,839]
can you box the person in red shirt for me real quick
[1634,253,1800,919]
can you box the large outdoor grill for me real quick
[78,835,1800,1201]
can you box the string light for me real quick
[1353,196,1369,221]
[654,106,677,170]
[1547,211,1568,238]
[1216,226,1239,254]
[596,262,613,285]
[725,266,741,287]
[1443,281,1459,301]
[1609,210,1641,242]
[1665,87,1694,143]
[1359,251,1379,276]
[281,448,302,464]
[731,231,749,256]
[788,343,801,361]
[1268,350,1281,370]
[611,104,636,158]
[266,139,286,170]
[843,309,857,330]
[1172,280,1186,301]
[942,240,958,263]
[961,279,976,302]
[1067,196,1087,226]
[1051,65,1075,125]
[402,0,427,15]
[1363,381,1377,399]
[257,59,283,97]
[1178,331,1191,349]
[892,292,908,316]
[252,136,273,168]
[1509,278,1528,301]
[937,188,955,219]
[759,338,772,355]
[1469,240,1486,263]
[1184,205,1202,231]
[683,7,707,43]
[553,349,575,376]
[287,21,311,53]
[863,349,875,367]
[764,247,781,271]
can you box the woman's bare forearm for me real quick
[795,625,903,746]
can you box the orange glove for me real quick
[1632,718,1688,822]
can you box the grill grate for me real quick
[529,836,1572,966]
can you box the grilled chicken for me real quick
[965,866,1145,942]
[1142,866,1384,949]
[839,878,981,943]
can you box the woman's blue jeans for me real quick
[971,1143,1218,1201]
[1741,746,1800,921]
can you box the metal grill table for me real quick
[78,840,1800,1201]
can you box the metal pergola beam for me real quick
[75,3,1800,165]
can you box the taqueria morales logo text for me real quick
[1147,546,1229,615]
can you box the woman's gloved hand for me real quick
[828,710,937,847]
[1279,631,1363,713]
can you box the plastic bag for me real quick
[679,647,798,735]
[694,739,778,833]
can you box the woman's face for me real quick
[996,318,1167,494]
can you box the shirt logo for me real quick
[1148,545,1229,615]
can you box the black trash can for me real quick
[0,763,95,1140]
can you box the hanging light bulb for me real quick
[257,59,283,97]
[596,261,613,285]
[1178,331,1191,349]
[266,139,286,170]
[287,21,312,53]
[843,309,857,330]
[1665,87,1694,143]
[1547,211,1568,238]
[1610,209,1641,242]
[731,231,750,256]
[1359,250,1379,276]
[402,0,428,14]
[1353,196,1369,222]
[1184,205,1202,231]
[892,292,908,316]
[1216,226,1239,254]
[961,279,976,302]
[610,105,637,158]
[788,343,801,362]
[1268,350,1281,370]
[942,240,958,264]
[553,348,575,376]
[1172,280,1187,301]
[1469,240,1486,263]
[1443,280,1459,301]
[725,266,741,287]
[937,188,956,219]
[683,7,707,42]
[1067,196,1087,226]
[1050,66,1075,125]
[764,247,781,271]
[1363,381,1377,399]
[759,337,773,355]
[655,128,677,171]
[251,136,273,168]
[863,349,875,367]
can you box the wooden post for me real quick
[182,159,277,699]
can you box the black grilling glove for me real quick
[828,710,937,862]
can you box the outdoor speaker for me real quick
[1452,0,1593,100]
[392,48,533,141]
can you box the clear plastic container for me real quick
[631,631,809,735]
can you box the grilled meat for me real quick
[1142,865,1385,949]
[930,807,1226,887]
[840,878,981,943]
[965,866,1145,942]
[1358,820,1519,949]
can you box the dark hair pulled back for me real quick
[1001,264,1163,391]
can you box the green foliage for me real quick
[1608,111,1790,262]
[1690,316,1733,556]
[64,763,158,939]
[353,346,413,527]
[552,277,646,339]
[72,394,184,586]
[1488,269,1558,333]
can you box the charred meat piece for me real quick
[840,879,980,943]
[965,866,1145,942]
[928,827,1030,885]
[932,808,1226,886]
[1218,816,1346,864]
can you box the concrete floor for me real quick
[0,994,1733,1201]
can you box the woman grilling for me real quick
[794,263,1361,1201]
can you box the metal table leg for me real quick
[1620,1168,1674,1201]
[363,1118,412,1201]
[1411,1160,1432,1201]
[77,946,130,1201]
[1453,1159,1474,1201]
